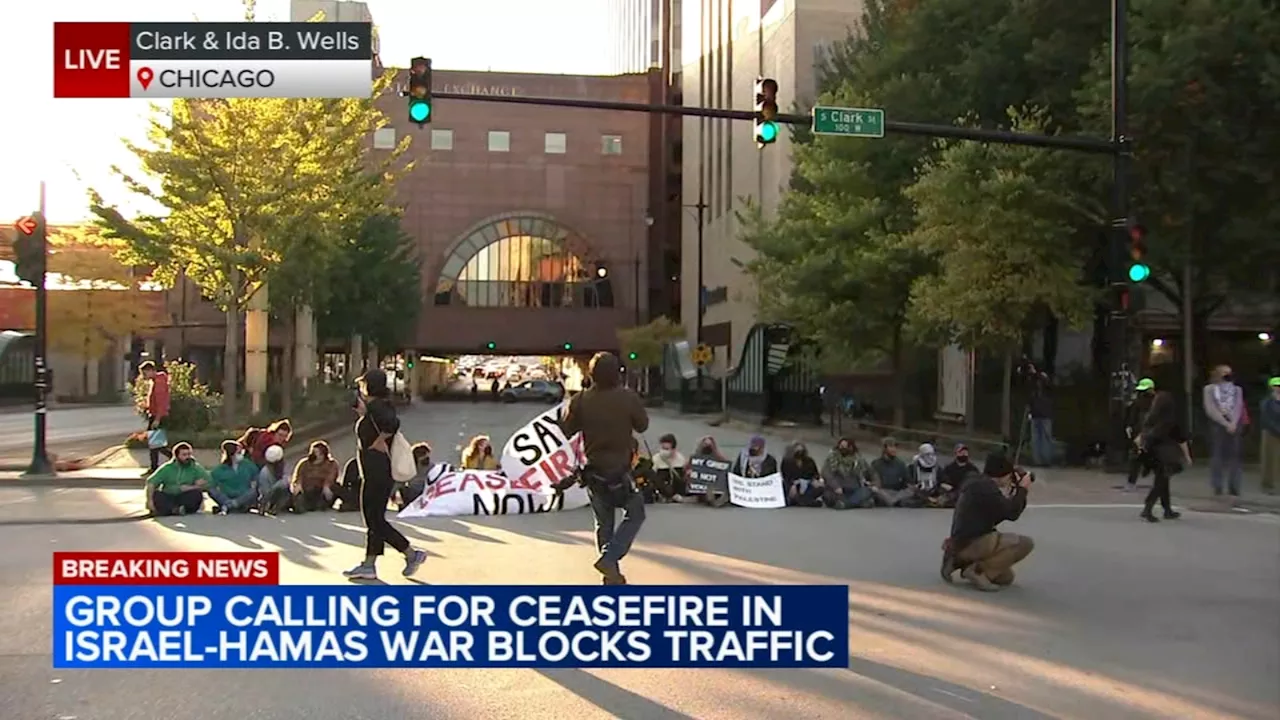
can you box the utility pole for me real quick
[1105,0,1134,471]
[25,181,54,477]
[694,187,707,346]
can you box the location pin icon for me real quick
[137,67,154,90]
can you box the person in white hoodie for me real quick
[649,434,688,502]
[1203,364,1247,498]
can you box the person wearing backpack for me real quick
[343,369,427,581]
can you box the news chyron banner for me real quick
[53,22,373,99]
[53,552,849,669]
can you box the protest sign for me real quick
[727,472,786,509]
[397,469,588,518]
[686,454,730,495]
[501,402,585,489]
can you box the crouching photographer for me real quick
[558,352,650,586]
[941,453,1034,592]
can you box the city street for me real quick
[0,403,138,453]
[1,401,1277,719]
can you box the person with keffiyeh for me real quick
[730,435,779,478]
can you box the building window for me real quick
[488,131,511,153]
[544,132,567,154]
[432,214,613,309]
[601,135,623,155]
[373,128,396,150]
[430,129,453,151]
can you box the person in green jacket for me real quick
[209,439,258,514]
[145,442,210,516]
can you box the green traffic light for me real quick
[1128,263,1151,283]
[628,352,637,360]
[409,100,431,123]
[486,342,496,350]
[757,121,778,143]
[563,343,572,351]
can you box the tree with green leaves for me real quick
[1074,0,1280,366]
[90,84,408,425]
[315,213,422,363]
[904,113,1097,433]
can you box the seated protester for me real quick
[460,434,500,470]
[145,442,209,516]
[240,419,293,467]
[208,440,258,514]
[291,440,340,513]
[936,443,982,508]
[942,452,1034,591]
[334,457,362,512]
[822,437,877,509]
[908,443,946,503]
[731,435,779,478]
[630,438,663,504]
[781,441,824,507]
[255,444,292,515]
[398,442,441,509]
[870,437,915,507]
[650,434,688,501]
[687,435,731,507]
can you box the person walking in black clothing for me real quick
[343,369,427,580]
[1123,378,1157,490]
[559,352,649,586]
[1137,388,1183,523]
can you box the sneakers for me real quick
[403,549,427,577]
[961,565,1000,592]
[343,562,378,580]
[593,558,627,585]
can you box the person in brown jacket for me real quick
[291,440,340,513]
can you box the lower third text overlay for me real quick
[53,585,848,669]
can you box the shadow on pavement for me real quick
[535,668,697,719]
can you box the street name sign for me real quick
[811,106,885,138]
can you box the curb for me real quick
[0,511,153,527]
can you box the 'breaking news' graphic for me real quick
[53,22,374,99]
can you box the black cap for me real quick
[358,368,389,396]
[984,453,1014,478]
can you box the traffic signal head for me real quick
[406,358,415,369]
[1127,222,1150,283]
[408,57,433,126]
[485,342,496,351]
[12,212,47,287]
[754,77,779,147]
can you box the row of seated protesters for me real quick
[628,434,982,509]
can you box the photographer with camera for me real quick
[559,352,650,586]
[941,453,1034,592]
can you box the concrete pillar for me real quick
[349,334,363,381]
[245,282,270,414]
[295,305,316,391]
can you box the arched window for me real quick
[433,214,614,308]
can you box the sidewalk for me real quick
[651,407,1280,513]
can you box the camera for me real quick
[1014,468,1036,484]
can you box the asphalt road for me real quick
[0,404,139,452]
[1,401,1277,719]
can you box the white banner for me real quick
[396,469,587,518]
[501,402,587,490]
[727,472,786,509]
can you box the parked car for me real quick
[501,380,564,403]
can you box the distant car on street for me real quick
[500,379,564,404]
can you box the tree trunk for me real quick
[890,323,906,427]
[222,270,241,428]
[1000,350,1014,440]
[82,292,91,397]
[281,308,295,416]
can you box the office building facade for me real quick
[679,0,865,367]
[606,0,684,75]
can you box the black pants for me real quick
[360,455,410,557]
[294,487,335,513]
[1143,466,1172,514]
[146,416,172,472]
[152,489,203,515]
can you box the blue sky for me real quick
[1,0,611,226]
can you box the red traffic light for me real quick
[1128,223,1147,259]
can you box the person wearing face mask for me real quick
[870,437,913,507]
[651,434,688,501]
[461,435,500,470]
[209,440,258,514]
[908,443,941,504]
[781,441,823,507]
[291,440,341,513]
[255,445,293,515]
[145,442,210,516]
[1123,378,1158,491]
[1137,387,1184,522]
[937,444,981,507]
[821,437,876,509]
[731,436,779,478]
[688,435,731,507]
[1202,364,1247,499]
[1259,377,1280,493]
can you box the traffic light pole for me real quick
[1105,0,1134,472]
[24,182,54,477]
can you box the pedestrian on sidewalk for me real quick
[1260,377,1280,494]
[343,369,427,582]
[1203,364,1246,499]
[138,361,171,475]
